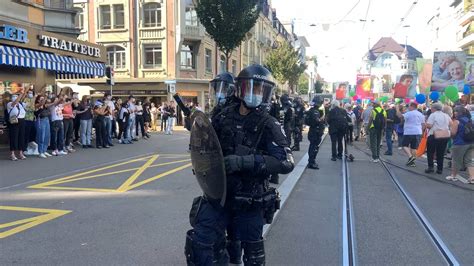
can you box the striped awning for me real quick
[0,44,105,77]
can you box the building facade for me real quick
[457,0,474,55]
[72,0,293,113]
[0,0,106,124]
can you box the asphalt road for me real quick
[0,129,472,265]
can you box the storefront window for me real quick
[107,46,126,69]
[113,4,125,29]
[144,45,162,68]
[143,3,162,27]
[180,44,195,70]
[99,5,111,30]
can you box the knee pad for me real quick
[242,240,265,266]
[227,239,242,264]
[185,230,213,266]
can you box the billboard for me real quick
[393,74,417,98]
[334,82,348,100]
[417,58,432,91]
[431,51,467,92]
[356,74,373,99]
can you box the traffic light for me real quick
[105,66,114,85]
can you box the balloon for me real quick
[404,98,411,104]
[356,99,362,104]
[352,95,358,100]
[445,85,458,101]
[415,94,426,104]
[382,96,389,102]
[425,87,430,93]
[429,91,440,101]
[349,91,356,97]
[395,98,401,103]
[463,84,471,95]
[439,95,446,103]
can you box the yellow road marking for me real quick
[50,159,191,185]
[29,156,153,188]
[0,206,71,239]
[117,155,159,192]
[125,163,192,191]
[31,186,120,193]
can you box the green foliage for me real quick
[265,42,307,94]
[195,0,260,63]
[298,74,309,95]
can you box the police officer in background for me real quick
[185,64,295,265]
[292,97,305,151]
[209,72,238,119]
[269,94,281,121]
[280,94,294,146]
[305,96,325,169]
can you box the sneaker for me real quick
[407,162,416,167]
[39,153,47,159]
[307,163,319,169]
[51,151,58,156]
[406,156,416,166]
[436,169,443,174]
[118,139,123,144]
[373,159,380,163]
[445,175,459,181]
[67,147,76,152]
[44,152,52,157]
[331,157,337,161]
[58,151,68,155]
[398,147,402,150]
[384,151,392,156]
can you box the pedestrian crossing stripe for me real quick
[0,206,71,239]
[28,154,192,193]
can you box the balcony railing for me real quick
[17,0,74,10]
[183,25,205,39]
[139,28,165,39]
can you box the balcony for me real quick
[458,29,474,48]
[139,27,165,40]
[183,25,205,40]
[458,8,474,26]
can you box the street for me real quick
[1,130,473,265]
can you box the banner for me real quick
[431,51,467,92]
[416,58,432,91]
[393,74,417,98]
[334,82,348,100]
[356,74,373,99]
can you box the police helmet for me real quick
[311,96,323,107]
[235,64,275,108]
[280,93,292,106]
[210,72,235,106]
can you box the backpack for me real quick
[463,119,474,142]
[353,106,362,121]
[346,112,354,127]
[373,109,384,129]
[334,108,349,131]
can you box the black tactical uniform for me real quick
[185,65,295,266]
[280,94,294,146]
[292,97,305,151]
[305,96,325,169]
[269,95,281,121]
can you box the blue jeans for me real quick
[104,117,113,145]
[166,117,174,134]
[36,117,50,154]
[126,117,134,142]
[50,120,64,151]
[386,126,393,153]
[80,119,92,145]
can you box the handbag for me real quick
[8,105,19,125]
[416,130,428,157]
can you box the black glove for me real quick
[224,155,254,174]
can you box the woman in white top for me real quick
[425,102,453,174]
[6,89,28,160]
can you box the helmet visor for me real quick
[237,79,274,108]
[210,81,235,106]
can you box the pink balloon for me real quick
[404,98,411,103]
[352,95,358,100]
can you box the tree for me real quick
[298,74,309,95]
[194,0,260,66]
[265,41,306,94]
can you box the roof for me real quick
[365,37,423,61]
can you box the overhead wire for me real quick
[391,0,419,36]
[335,0,362,25]
[362,0,372,30]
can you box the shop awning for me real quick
[0,44,105,77]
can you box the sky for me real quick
[271,0,459,83]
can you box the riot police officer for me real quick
[269,94,281,121]
[280,94,294,146]
[185,65,295,265]
[292,97,305,151]
[210,72,238,119]
[305,96,325,169]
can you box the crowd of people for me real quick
[3,86,178,160]
[324,99,474,183]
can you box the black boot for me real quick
[307,162,319,169]
[242,240,265,266]
[291,145,300,151]
[227,239,242,264]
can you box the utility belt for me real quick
[232,187,281,224]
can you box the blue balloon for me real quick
[464,84,471,95]
[429,91,440,101]
[415,94,426,104]
[356,99,362,104]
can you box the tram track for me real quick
[346,143,461,265]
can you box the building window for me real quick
[99,5,111,29]
[113,4,125,28]
[143,3,162,27]
[205,49,212,72]
[107,46,126,69]
[220,55,226,72]
[232,60,237,75]
[185,6,198,26]
[180,44,195,70]
[144,45,162,68]
[75,11,84,30]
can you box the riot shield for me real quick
[189,111,226,206]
